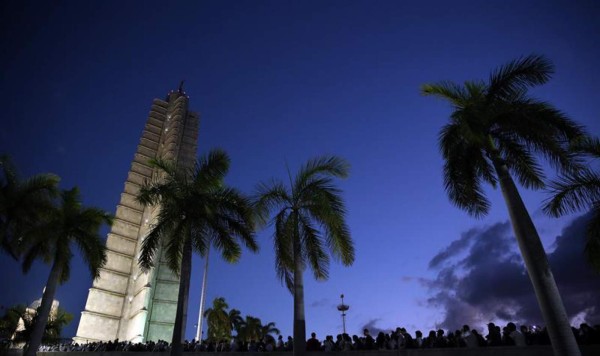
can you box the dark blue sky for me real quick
[1,0,599,340]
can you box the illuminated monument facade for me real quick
[74,87,199,343]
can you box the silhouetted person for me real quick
[472,330,487,347]
[462,325,478,348]
[507,322,526,346]
[276,335,284,350]
[435,329,448,347]
[375,332,386,349]
[414,330,423,348]
[307,332,321,351]
[323,335,335,351]
[363,329,375,350]
[486,323,502,346]
[423,330,437,348]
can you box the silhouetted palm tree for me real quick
[0,156,58,256]
[543,136,600,271]
[204,297,231,341]
[137,149,258,356]
[237,316,262,342]
[228,308,243,337]
[259,321,280,339]
[422,54,585,356]
[11,305,73,345]
[21,188,111,356]
[253,156,354,356]
[0,304,26,342]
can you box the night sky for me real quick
[1,0,599,341]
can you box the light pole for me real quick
[336,294,349,335]
[196,248,210,341]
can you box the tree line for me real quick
[203,297,280,343]
[1,54,599,356]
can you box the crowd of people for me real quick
[34,322,600,352]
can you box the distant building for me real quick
[74,86,199,343]
[11,296,59,344]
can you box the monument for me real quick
[74,85,199,343]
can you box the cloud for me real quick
[360,318,388,335]
[309,298,331,308]
[426,215,600,331]
[428,227,479,269]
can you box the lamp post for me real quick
[336,294,349,335]
[196,248,210,341]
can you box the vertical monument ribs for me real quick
[75,89,199,344]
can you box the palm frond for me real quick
[298,214,329,280]
[1,156,59,254]
[21,242,50,273]
[496,134,545,189]
[74,227,108,279]
[543,169,600,217]
[487,54,554,100]
[252,180,290,227]
[439,123,491,217]
[294,156,349,194]
[139,218,171,272]
[212,187,258,252]
[190,223,209,256]
[194,149,230,189]
[301,179,354,265]
[209,218,242,263]
[273,209,294,293]
[136,176,179,206]
[420,81,468,108]
[58,254,72,284]
[162,221,187,274]
[496,100,586,174]
[571,136,600,158]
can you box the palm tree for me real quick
[228,308,243,337]
[422,54,585,356]
[0,155,59,256]
[0,304,26,342]
[136,149,258,356]
[20,188,111,356]
[253,156,355,356]
[204,297,231,341]
[11,306,73,346]
[236,316,262,342]
[259,321,280,339]
[543,136,600,271]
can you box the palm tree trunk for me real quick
[24,260,62,356]
[492,158,581,356]
[170,237,193,356]
[293,220,306,356]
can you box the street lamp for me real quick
[336,294,349,335]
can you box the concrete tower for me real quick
[74,86,199,343]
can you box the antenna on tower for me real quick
[178,80,185,93]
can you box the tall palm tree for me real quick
[422,54,585,356]
[543,136,600,271]
[253,156,355,356]
[204,297,231,341]
[0,155,59,256]
[136,149,258,356]
[21,188,111,356]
